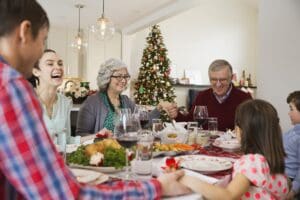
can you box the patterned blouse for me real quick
[100,92,123,131]
[233,154,288,199]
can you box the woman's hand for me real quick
[96,128,113,138]
[80,128,112,144]
[157,170,191,196]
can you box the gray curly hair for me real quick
[97,58,128,91]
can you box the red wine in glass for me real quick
[114,108,141,179]
[193,106,208,129]
[116,135,138,148]
[140,119,149,129]
[196,118,208,128]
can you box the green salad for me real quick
[66,145,126,169]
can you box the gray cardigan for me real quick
[76,91,160,136]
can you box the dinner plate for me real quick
[70,168,109,184]
[69,164,124,173]
[213,138,241,151]
[178,155,233,174]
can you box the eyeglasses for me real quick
[111,75,131,81]
[210,78,230,84]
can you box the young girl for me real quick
[180,99,289,199]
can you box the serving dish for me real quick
[69,164,123,173]
[213,138,241,152]
[70,168,109,184]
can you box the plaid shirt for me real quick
[0,57,161,200]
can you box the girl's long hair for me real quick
[235,99,285,174]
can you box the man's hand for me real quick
[158,101,178,119]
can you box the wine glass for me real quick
[114,108,141,179]
[134,105,150,129]
[193,106,209,129]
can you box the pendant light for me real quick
[90,0,115,40]
[71,4,87,50]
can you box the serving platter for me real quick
[70,168,109,184]
[153,143,195,157]
[153,150,198,158]
[69,164,124,173]
[178,155,233,174]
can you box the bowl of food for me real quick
[160,129,188,144]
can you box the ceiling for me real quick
[37,0,176,31]
[37,0,258,34]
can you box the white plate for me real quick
[213,138,241,151]
[70,168,109,184]
[208,130,225,136]
[178,155,233,174]
[69,164,124,173]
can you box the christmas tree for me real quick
[134,25,176,121]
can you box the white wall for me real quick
[47,27,79,76]
[47,27,122,90]
[124,0,258,105]
[258,0,300,132]
[86,31,122,89]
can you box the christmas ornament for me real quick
[139,86,145,94]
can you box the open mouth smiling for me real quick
[51,74,62,79]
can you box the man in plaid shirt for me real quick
[0,0,189,199]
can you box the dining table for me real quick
[68,133,242,199]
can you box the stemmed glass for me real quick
[193,106,209,129]
[114,108,141,179]
[134,105,150,129]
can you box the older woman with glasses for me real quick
[76,58,175,136]
[175,59,252,131]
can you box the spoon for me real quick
[171,119,178,130]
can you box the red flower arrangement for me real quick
[161,157,180,172]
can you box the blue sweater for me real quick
[283,124,300,192]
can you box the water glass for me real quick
[135,130,154,175]
[185,122,197,145]
[208,117,218,135]
[195,130,210,146]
